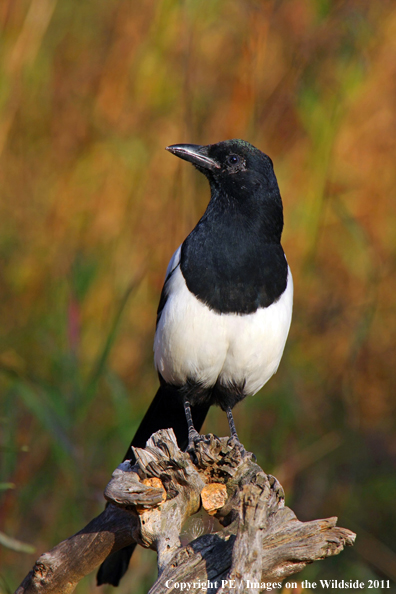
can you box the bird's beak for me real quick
[166,144,220,171]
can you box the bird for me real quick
[97,139,293,587]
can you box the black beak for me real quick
[166,144,220,171]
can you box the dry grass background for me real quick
[1,1,396,592]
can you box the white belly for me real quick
[154,263,293,396]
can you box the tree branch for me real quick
[15,430,356,594]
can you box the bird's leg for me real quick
[183,398,201,451]
[225,407,239,440]
[225,407,246,454]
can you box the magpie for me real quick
[97,139,293,586]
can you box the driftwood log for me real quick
[16,429,355,594]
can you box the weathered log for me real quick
[15,429,356,594]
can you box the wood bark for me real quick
[15,430,356,594]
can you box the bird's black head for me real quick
[166,139,280,204]
[166,139,283,239]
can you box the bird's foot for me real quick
[227,433,246,457]
[186,428,206,460]
[225,407,245,455]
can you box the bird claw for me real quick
[227,434,246,456]
[186,429,205,459]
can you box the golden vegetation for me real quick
[1,1,396,591]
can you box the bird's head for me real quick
[166,139,280,207]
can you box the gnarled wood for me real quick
[15,429,356,594]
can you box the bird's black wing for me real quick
[156,245,181,328]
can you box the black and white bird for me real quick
[97,139,293,586]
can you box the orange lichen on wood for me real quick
[135,478,166,515]
[142,477,167,502]
[201,483,227,515]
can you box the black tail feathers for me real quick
[122,383,209,462]
[96,544,136,587]
[96,384,209,587]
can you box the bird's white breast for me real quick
[154,247,293,396]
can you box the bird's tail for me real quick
[97,383,210,587]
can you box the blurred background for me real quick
[1,0,396,592]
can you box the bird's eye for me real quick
[226,154,241,166]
